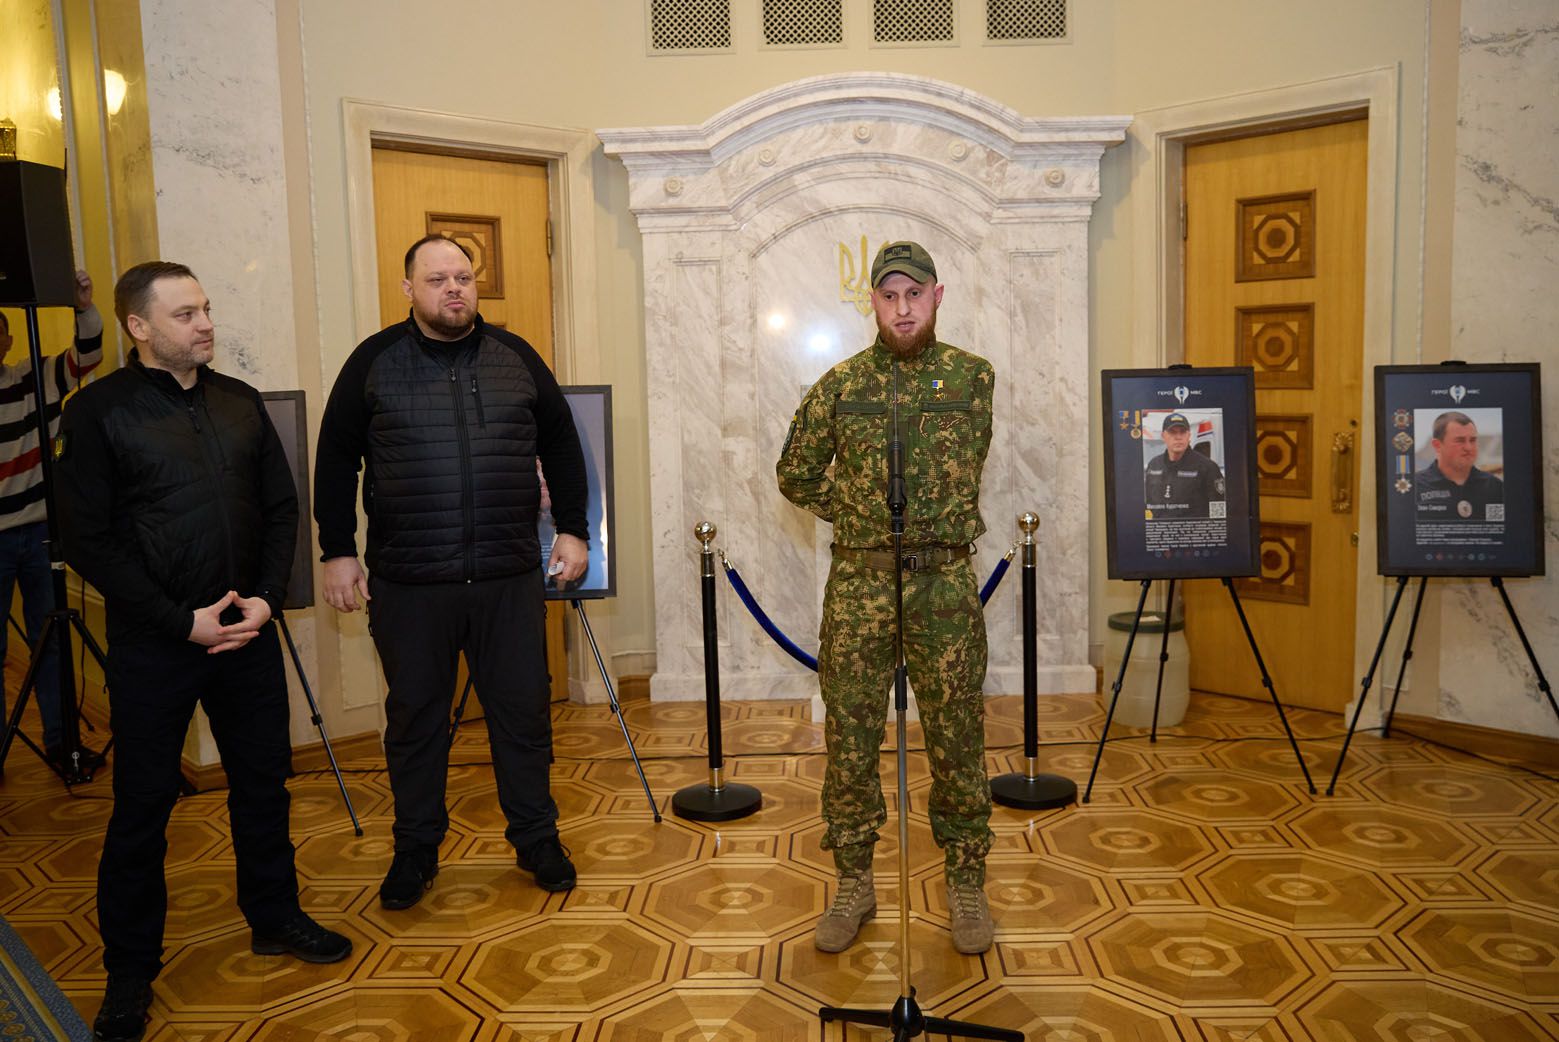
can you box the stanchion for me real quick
[672,522,762,822]
[990,512,1076,810]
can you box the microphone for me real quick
[888,422,907,516]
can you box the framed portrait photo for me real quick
[538,385,618,600]
[1375,363,1545,577]
[1102,368,1260,581]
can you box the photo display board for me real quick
[260,390,314,611]
[1375,364,1544,577]
[1103,367,1260,580]
[539,385,617,600]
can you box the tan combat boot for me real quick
[947,880,994,954]
[814,871,876,952]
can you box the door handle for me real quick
[1331,430,1354,513]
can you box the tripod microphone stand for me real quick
[0,303,109,784]
[819,382,1020,1042]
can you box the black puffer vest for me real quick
[362,323,542,582]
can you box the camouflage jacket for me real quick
[776,338,993,550]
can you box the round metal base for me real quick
[672,781,762,822]
[990,771,1076,810]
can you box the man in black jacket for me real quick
[56,262,351,1042]
[314,235,588,909]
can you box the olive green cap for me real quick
[870,240,937,287]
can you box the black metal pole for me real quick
[1490,576,1559,724]
[1221,579,1316,794]
[1083,579,1151,803]
[990,512,1075,810]
[1149,578,1176,743]
[278,615,361,835]
[571,599,661,822]
[672,522,760,821]
[1381,576,1429,738]
[1327,574,1409,795]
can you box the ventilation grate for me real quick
[986,0,1066,41]
[873,0,956,44]
[763,0,844,46]
[648,0,732,52]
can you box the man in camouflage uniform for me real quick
[776,241,996,955]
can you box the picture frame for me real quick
[259,390,315,611]
[539,385,617,600]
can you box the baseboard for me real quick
[179,730,383,793]
[1391,712,1559,772]
[617,674,650,700]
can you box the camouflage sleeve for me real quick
[776,379,837,522]
[972,359,995,470]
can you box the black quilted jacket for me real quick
[313,315,587,584]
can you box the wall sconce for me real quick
[103,70,127,115]
[45,88,63,123]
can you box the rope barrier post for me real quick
[990,511,1077,810]
[672,521,762,822]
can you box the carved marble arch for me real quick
[600,75,1129,703]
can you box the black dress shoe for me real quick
[517,835,577,892]
[93,975,152,1042]
[250,912,352,963]
[379,847,439,909]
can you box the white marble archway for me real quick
[600,74,1128,702]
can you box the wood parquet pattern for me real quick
[1,690,1556,1041]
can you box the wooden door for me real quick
[1182,119,1368,713]
[369,145,567,703]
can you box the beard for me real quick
[416,300,476,339]
[876,313,937,359]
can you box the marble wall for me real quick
[601,74,1126,703]
[1440,3,1559,739]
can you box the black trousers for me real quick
[98,623,299,979]
[368,570,557,854]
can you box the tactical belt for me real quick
[832,544,973,572]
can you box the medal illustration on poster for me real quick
[1375,364,1544,577]
[1103,367,1259,580]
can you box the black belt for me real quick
[832,544,973,572]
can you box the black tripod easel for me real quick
[819,388,1021,1042]
[1326,573,1557,794]
[0,302,109,785]
[277,614,362,835]
[449,595,660,822]
[1084,576,1317,803]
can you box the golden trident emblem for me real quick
[838,235,879,317]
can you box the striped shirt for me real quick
[0,322,104,530]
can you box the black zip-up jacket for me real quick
[55,351,298,644]
[313,314,587,584]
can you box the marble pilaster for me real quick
[601,74,1127,703]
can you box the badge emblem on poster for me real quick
[1174,386,1189,405]
[1457,500,1473,518]
[1449,384,1466,404]
[1395,477,1412,494]
[1392,431,1413,452]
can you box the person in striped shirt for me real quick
[0,270,104,766]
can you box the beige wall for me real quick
[289,1,1456,718]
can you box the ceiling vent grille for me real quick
[648,0,732,53]
[763,0,845,47]
[986,0,1067,41]
[873,0,957,45]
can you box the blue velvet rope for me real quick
[719,547,1015,674]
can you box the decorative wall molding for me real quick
[601,73,1128,703]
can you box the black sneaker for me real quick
[379,847,438,909]
[93,975,152,1042]
[251,913,353,963]
[517,836,577,892]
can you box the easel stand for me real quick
[990,512,1076,810]
[0,304,107,785]
[1084,577,1316,803]
[672,523,761,822]
[277,615,362,835]
[450,596,661,822]
[819,401,1020,1042]
[1327,574,1557,794]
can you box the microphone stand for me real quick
[819,364,1021,1041]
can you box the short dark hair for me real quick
[1433,411,1475,442]
[403,234,472,277]
[114,261,197,339]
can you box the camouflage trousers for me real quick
[818,556,994,886]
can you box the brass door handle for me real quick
[1331,431,1354,513]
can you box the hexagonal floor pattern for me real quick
[1,686,1555,1041]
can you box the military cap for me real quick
[1162,412,1191,431]
[871,241,937,287]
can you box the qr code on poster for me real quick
[1488,503,1505,521]
[1210,501,1227,519]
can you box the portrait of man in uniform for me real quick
[1415,409,1504,521]
[1143,411,1226,520]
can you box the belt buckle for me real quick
[901,552,920,572]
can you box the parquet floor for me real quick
[1,687,1556,1040]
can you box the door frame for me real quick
[1129,67,1400,718]
[341,99,601,383]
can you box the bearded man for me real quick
[776,240,997,955]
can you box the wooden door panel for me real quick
[369,146,567,704]
[1183,120,1368,713]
